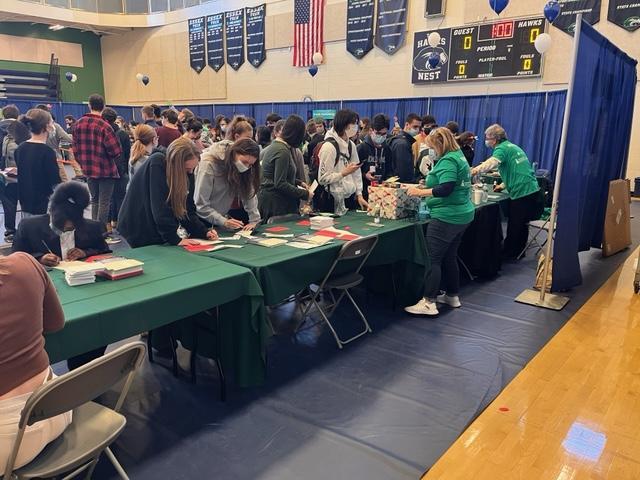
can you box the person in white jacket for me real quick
[318,109,368,216]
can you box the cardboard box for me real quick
[367,184,419,220]
[602,179,631,257]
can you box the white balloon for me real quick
[427,32,441,48]
[312,52,323,65]
[70,74,77,83]
[135,73,144,81]
[534,33,552,54]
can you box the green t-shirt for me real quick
[492,141,539,200]
[426,150,474,225]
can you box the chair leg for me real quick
[344,289,373,335]
[190,333,198,384]
[216,359,226,402]
[146,330,153,364]
[169,335,178,378]
[457,256,475,281]
[104,446,129,480]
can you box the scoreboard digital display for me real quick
[412,17,545,84]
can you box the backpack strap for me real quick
[324,137,353,166]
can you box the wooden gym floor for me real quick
[423,247,640,479]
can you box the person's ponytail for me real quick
[130,124,156,165]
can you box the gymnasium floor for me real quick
[76,202,639,480]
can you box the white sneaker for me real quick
[404,298,439,316]
[436,294,462,308]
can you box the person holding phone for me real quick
[317,109,368,216]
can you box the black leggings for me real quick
[503,190,544,259]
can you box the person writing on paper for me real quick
[0,250,71,472]
[470,124,543,260]
[318,109,368,216]
[258,115,313,221]
[195,138,261,231]
[118,137,217,248]
[12,182,109,267]
[405,128,474,316]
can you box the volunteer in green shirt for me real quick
[471,124,543,260]
[405,128,474,317]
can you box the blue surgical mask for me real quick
[372,134,386,145]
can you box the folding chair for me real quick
[518,218,553,259]
[296,235,379,349]
[3,341,146,480]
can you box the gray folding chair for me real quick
[266,213,302,224]
[518,218,552,259]
[3,341,146,480]
[297,235,379,349]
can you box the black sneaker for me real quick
[4,233,14,243]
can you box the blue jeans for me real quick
[424,219,470,299]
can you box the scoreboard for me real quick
[412,17,545,84]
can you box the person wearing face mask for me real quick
[215,115,230,142]
[471,124,542,260]
[317,109,368,215]
[405,128,474,316]
[195,138,261,231]
[258,115,313,221]
[118,137,218,248]
[388,113,422,183]
[12,181,109,267]
[357,113,392,200]
[14,109,61,217]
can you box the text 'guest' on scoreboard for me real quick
[412,17,546,84]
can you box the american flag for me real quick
[293,0,325,67]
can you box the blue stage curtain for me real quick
[253,103,275,124]
[341,100,372,121]
[552,20,638,292]
[214,104,254,119]
[430,96,466,129]
[397,98,428,126]
[539,90,567,172]
[371,99,400,129]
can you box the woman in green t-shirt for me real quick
[471,124,543,260]
[405,128,474,317]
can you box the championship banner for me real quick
[246,4,267,67]
[346,0,375,59]
[188,17,206,73]
[225,9,245,71]
[374,0,408,55]
[206,13,225,72]
[554,0,602,35]
[608,0,640,31]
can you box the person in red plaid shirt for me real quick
[72,94,122,232]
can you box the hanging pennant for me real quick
[188,17,206,73]
[608,0,640,31]
[553,0,601,35]
[374,0,408,55]
[346,0,375,59]
[206,13,225,72]
[225,9,245,70]
[246,4,267,68]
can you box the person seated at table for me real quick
[471,124,543,260]
[258,115,313,221]
[195,138,261,231]
[12,182,109,267]
[357,113,392,199]
[118,137,218,248]
[0,251,71,472]
[317,109,368,215]
[405,127,474,316]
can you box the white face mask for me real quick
[346,124,358,138]
[485,140,493,149]
[235,160,250,173]
[407,128,420,137]
[372,134,386,145]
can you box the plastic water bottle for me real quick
[482,183,489,203]
[418,199,430,221]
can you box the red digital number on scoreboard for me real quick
[491,21,514,39]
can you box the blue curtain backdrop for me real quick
[0,92,565,170]
[552,21,637,292]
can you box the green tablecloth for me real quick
[200,212,429,306]
[45,245,269,387]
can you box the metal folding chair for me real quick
[3,341,146,480]
[296,235,379,349]
[518,218,552,259]
[266,213,302,224]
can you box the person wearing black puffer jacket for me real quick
[357,113,392,200]
[388,113,422,183]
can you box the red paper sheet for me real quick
[265,226,290,232]
[182,244,214,252]
[315,230,360,241]
[296,220,311,226]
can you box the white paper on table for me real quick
[208,244,243,251]
[192,239,223,246]
[263,233,295,238]
[287,241,319,250]
[59,230,75,261]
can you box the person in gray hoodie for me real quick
[194,138,262,230]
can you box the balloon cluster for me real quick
[64,71,78,83]
[427,32,442,68]
[136,73,150,86]
[534,1,561,54]
[308,52,323,77]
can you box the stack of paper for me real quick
[248,238,288,248]
[310,216,334,230]
[97,258,144,280]
[58,262,105,286]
